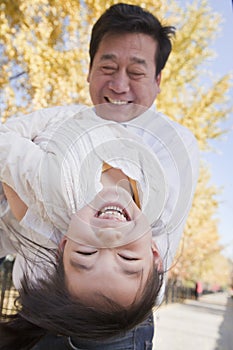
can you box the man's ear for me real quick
[153,72,161,96]
[156,72,162,87]
[151,241,163,272]
[87,65,91,83]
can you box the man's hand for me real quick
[2,183,28,221]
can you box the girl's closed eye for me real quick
[118,254,139,261]
[76,251,97,256]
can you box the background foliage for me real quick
[0,0,232,288]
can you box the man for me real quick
[0,3,199,350]
[87,2,172,121]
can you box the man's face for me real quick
[87,33,161,122]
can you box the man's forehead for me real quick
[99,53,147,66]
[98,32,157,51]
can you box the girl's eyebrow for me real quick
[122,268,143,277]
[70,259,94,271]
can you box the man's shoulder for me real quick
[148,109,196,139]
[127,108,198,147]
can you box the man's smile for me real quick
[105,97,132,105]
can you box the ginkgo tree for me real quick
[0,0,232,287]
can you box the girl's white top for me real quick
[0,105,199,291]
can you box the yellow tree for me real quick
[0,0,232,285]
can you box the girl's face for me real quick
[61,168,161,307]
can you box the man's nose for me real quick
[96,228,123,247]
[108,71,130,93]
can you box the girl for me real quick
[0,106,197,349]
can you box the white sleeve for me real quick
[0,104,86,205]
[165,125,199,265]
[0,125,63,239]
[126,111,199,269]
[0,130,44,208]
[153,134,199,267]
[0,104,86,139]
[176,122,200,195]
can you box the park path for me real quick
[153,292,233,350]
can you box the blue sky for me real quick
[179,0,233,258]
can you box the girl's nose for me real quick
[96,228,123,247]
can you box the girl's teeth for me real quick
[98,206,127,222]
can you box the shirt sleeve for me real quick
[153,131,199,270]
[153,134,199,305]
[0,104,86,140]
[126,109,200,272]
[0,104,86,206]
[0,128,44,208]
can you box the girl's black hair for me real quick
[0,250,163,350]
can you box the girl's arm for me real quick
[2,184,27,221]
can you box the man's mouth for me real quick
[96,205,130,222]
[105,97,131,105]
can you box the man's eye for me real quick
[76,251,97,255]
[102,66,116,73]
[118,254,138,261]
[129,72,145,78]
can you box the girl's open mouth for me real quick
[96,205,130,222]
